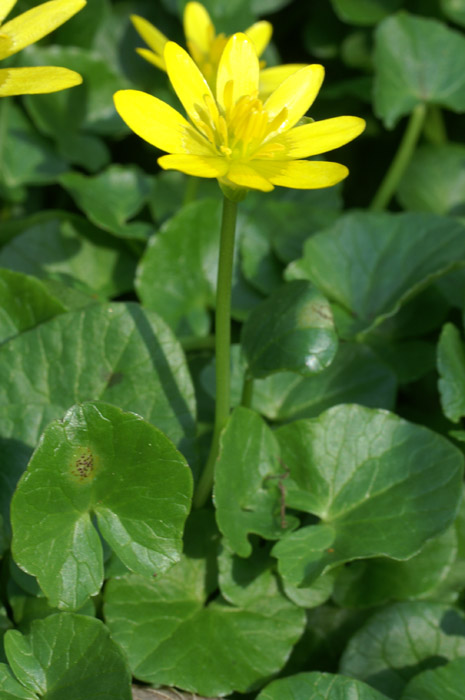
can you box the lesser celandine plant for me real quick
[0,0,85,96]
[114,32,365,506]
[4,1,465,698]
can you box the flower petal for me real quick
[0,0,17,24]
[158,154,228,178]
[135,47,166,71]
[0,0,86,59]
[264,64,324,134]
[183,2,214,56]
[131,14,168,64]
[226,161,274,192]
[252,159,349,189]
[216,33,259,111]
[164,40,218,126]
[113,89,212,156]
[278,116,366,158]
[259,63,306,99]
[244,20,272,57]
[0,66,82,95]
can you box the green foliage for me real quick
[2,0,465,698]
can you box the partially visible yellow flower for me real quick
[114,33,365,195]
[0,0,86,96]
[131,1,304,98]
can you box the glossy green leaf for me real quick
[136,199,262,337]
[241,281,338,378]
[0,270,66,345]
[252,343,396,421]
[287,212,465,337]
[333,525,458,608]
[214,407,299,557]
[238,209,283,295]
[272,404,463,586]
[0,665,36,700]
[0,302,196,531]
[258,672,390,700]
[59,166,154,240]
[401,657,465,700]
[397,144,465,215]
[11,401,192,609]
[441,0,465,27]
[218,540,280,607]
[4,613,131,699]
[0,212,136,299]
[104,558,304,697]
[340,602,465,698]
[0,101,66,189]
[374,13,465,127]
[282,572,336,609]
[437,323,465,423]
[331,0,402,26]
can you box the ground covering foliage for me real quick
[2,1,465,699]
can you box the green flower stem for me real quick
[370,103,426,212]
[423,105,447,145]
[194,194,238,508]
[241,374,254,409]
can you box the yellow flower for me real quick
[131,1,304,98]
[0,0,86,96]
[114,33,365,194]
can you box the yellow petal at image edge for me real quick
[0,0,86,59]
[279,116,366,158]
[158,154,229,178]
[216,33,259,111]
[244,21,272,57]
[253,160,349,189]
[0,0,17,24]
[264,64,325,133]
[130,15,167,59]
[0,66,82,95]
[183,2,214,56]
[113,89,213,156]
[164,41,218,126]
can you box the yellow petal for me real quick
[226,161,274,192]
[158,154,228,178]
[259,63,306,99]
[113,89,212,156]
[216,33,259,111]
[164,40,218,126]
[264,64,324,134]
[253,159,349,189]
[135,47,166,71]
[130,15,167,58]
[0,0,86,60]
[183,2,214,55]
[0,66,82,95]
[244,20,272,56]
[0,0,17,23]
[279,116,366,158]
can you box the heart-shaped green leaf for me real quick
[214,407,299,557]
[0,302,196,537]
[11,401,192,609]
[331,0,402,26]
[4,613,131,699]
[287,211,465,337]
[257,671,390,700]
[374,13,465,127]
[241,281,338,378]
[272,404,463,586]
[340,602,465,698]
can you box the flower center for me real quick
[192,80,288,161]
